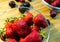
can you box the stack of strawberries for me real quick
[45,0,60,7]
[0,12,48,42]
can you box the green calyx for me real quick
[39,30,47,39]
[5,14,26,23]
[19,14,26,18]
[0,28,6,38]
[5,17,19,23]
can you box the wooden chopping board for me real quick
[0,0,60,42]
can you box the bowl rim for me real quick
[42,0,60,10]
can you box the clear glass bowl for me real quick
[42,25,50,42]
[42,0,60,12]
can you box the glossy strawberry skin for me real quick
[12,19,31,37]
[34,14,48,28]
[45,0,55,3]
[24,12,33,26]
[45,0,49,2]
[5,22,14,38]
[5,22,20,40]
[5,22,13,29]
[51,0,60,7]
[24,30,42,42]
[19,38,25,42]
[5,27,14,38]
[32,26,40,31]
[6,39,17,42]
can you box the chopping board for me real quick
[0,0,60,42]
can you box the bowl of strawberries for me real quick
[42,0,60,11]
[0,12,50,42]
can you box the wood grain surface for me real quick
[0,0,60,42]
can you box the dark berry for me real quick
[19,5,29,13]
[23,2,30,7]
[50,10,56,18]
[28,0,32,2]
[15,0,19,2]
[20,0,25,3]
[47,19,50,25]
[9,1,16,8]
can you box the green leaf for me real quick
[5,18,9,23]
[0,28,5,37]
[39,30,47,39]
[19,14,26,18]
[5,17,19,23]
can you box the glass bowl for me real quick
[42,25,50,42]
[42,0,60,12]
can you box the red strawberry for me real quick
[32,26,40,31]
[5,27,14,38]
[5,22,14,38]
[24,30,42,42]
[5,22,20,40]
[5,22,13,29]
[24,12,33,26]
[19,38,25,42]
[12,19,31,37]
[6,39,17,42]
[5,26,20,40]
[45,0,49,2]
[45,0,55,3]
[51,0,60,7]
[34,14,48,28]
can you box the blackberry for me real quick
[50,9,56,18]
[9,1,16,8]
[19,5,29,13]
[23,2,30,7]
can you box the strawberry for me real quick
[45,0,55,3]
[24,30,42,42]
[6,39,17,42]
[5,21,20,40]
[5,26,20,40]
[5,22,14,38]
[34,14,48,28]
[32,26,40,31]
[45,0,49,2]
[24,12,33,26]
[19,38,25,42]
[51,0,60,7]
[45,0,54,4]
[5,27,14,38]
[12,19,31,37]
[5,22,13,29]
